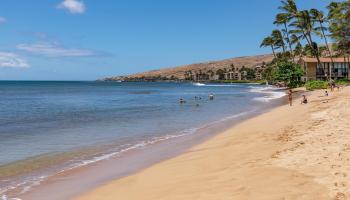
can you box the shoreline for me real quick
[14,89,284,200]
[75,87,350,200]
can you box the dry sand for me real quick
[76,87,350,200]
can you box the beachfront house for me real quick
[299,57,349,81]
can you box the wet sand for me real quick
[76,87,350,200]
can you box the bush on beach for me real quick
[287,80,305,89]
[265,58,304,88]
[305,80,328,90]
[335,79,350,86]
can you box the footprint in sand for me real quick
[334,172,347,177]
[334,182,347,188]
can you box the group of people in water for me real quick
[179,93,215,105]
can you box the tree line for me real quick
[184,64,262,81]
[260,0,350,86]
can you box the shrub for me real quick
[335,79,350,85]
[288,81,305,89]
[271,59,304,88]
[305,80,328,90]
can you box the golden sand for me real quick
[76,87,350,200]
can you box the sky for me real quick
[0,0,334,80]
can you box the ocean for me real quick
[0,81,286,199]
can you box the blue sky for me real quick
[0,0,333,80]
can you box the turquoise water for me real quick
[0,81,285,198]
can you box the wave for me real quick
[192,83,240,87]
[192,82,206,86]
[64,130,198,171]
[219,111,252,122]
[249,86,286,102]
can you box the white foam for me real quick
[205,84,239,87]
[192,82,206,86]
[65,131,198,171]
[249,86,286,102]
[220,111,251,121]
[193,83,240,87]
[1,195,22,200]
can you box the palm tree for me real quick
[274,13,293,58]
[216,69,225,80]
[290,10,323,69]
[207,70,214,80]
[230,64,235,71]
[279,0,298,18]
[303,44,313,57]
[294,42,304,59]
[260,36,276,58]
[310,8,334,79]
[279,0,323,67]
[271,29,286,54]
[290,33,303,57]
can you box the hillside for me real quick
[104,54,274,81]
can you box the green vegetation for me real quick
[261,0,350,83]
[305,80,328,90]
[215,69,226,80]
[264,59,304,88]
[209,80,264,84]
[335,79,350,85]
[122,75,181,82]
[244,68,256,80]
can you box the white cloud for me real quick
[0,17,7,24]
[0,52,29,68]
[57,0,85,14]
[17,42,97,57]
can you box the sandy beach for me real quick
[75,87,350,200]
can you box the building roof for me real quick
[301,57,348,63]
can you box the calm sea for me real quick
[0,81,286,199]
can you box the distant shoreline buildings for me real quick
[104,63,267,82]
[184,63,266,82]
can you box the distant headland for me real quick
[102,54,273,82]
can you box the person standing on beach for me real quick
[288,89,293,106]
[329,79,335,91]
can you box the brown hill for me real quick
[104,54,273,81]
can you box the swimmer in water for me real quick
[179,98,186,104]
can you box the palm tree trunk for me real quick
[319,21,334,80]
[271,45,276,58]
[346,54,350,79]
[281,43,286,54]
[283,22,294,60]
[306,32,324,79]
[343,53,347,80]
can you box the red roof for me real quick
[301,57,348,63]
